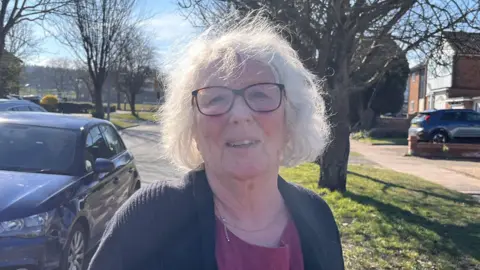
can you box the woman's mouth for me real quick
[226,140,261,148]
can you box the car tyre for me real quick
[431,130,449,144]
[60,223,88,270]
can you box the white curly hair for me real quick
[159,11,330,171]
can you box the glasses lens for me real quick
[245,84,282,112]
[196,87,234,115]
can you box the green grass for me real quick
[116,103,159,112]
[349,151,362,157]
[109,112,156,129]
[359,137,408,145]
[280,163,480,270]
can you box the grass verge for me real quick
[116,103,159,112]
[109,112,156,129]
[280,163,480,270]
[359,137,408,145]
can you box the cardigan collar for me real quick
[189,169,325,270]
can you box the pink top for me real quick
[215,218,304,270]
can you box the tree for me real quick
[0,0,69,90]
[179,0,480,191]
[52,0,139,118]
[5,21,43,60]
[113,28,156,116]
[47,58,76,98]
[0,52,22,96]
[350,37,410,131]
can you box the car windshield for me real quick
[0,123,78,175]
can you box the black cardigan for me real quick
[87,168,344,270]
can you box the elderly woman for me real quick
[88,13,343,270]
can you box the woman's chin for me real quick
[224,161,267,180]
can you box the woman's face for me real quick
[193,60,287,180]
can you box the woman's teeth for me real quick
[226,140,259,148]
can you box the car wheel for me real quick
[60,223,88,270]
[431,130,449,143]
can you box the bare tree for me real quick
[51,0,139,118]
[179,0,480,191]
[113,28,156,116]
[0,0,69,90]
[47,57,76,98]
[73,60,94,102]
[4,21,44,60]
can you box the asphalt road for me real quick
[119,124,184,185]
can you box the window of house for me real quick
[419,71,426,98]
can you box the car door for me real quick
[82,126,119,244]
[98,124,135,210]
[465,111,480,137]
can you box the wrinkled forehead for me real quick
[196,55,279,89]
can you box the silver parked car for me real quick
[0,99,47,112]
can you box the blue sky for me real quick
[29,0,198,66]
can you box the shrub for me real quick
[58,102,94,114]
[40,95,59,106]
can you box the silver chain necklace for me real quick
[214,203,284,243]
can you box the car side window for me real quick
[466,112,480,121]
[85,126,115,172]
[440,112,461,121]
[99,125,126,157]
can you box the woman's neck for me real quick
[205,167,286,229]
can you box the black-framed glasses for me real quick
[192,83,285,116]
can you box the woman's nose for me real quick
[229,96,253,123]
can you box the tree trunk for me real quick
[0,38,5,97]
[317,49,351,192]
[117,91,121,110]
[318,123,350,192]
[93,85,104,118]
[317,90,350,192]
[130,92,137,116]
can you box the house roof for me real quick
[443,31,480,55]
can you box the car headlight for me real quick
[0,212,49,238]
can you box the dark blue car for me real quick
[409,109,480,143]
[0,112,142,270]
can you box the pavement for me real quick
[119,124,183,185]
[351,140,480,196]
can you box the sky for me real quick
[28,0,199,66]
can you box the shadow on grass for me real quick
[344,191,480,268]
[347,171,478,206]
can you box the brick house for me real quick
[425,32,480,112]
[407,64,427,116]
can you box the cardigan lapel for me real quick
[279,176,326,270]
[189,169,327,270]
[191,169,218,270]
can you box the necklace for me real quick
[214,203,285,242]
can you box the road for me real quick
[119,124,183,185]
